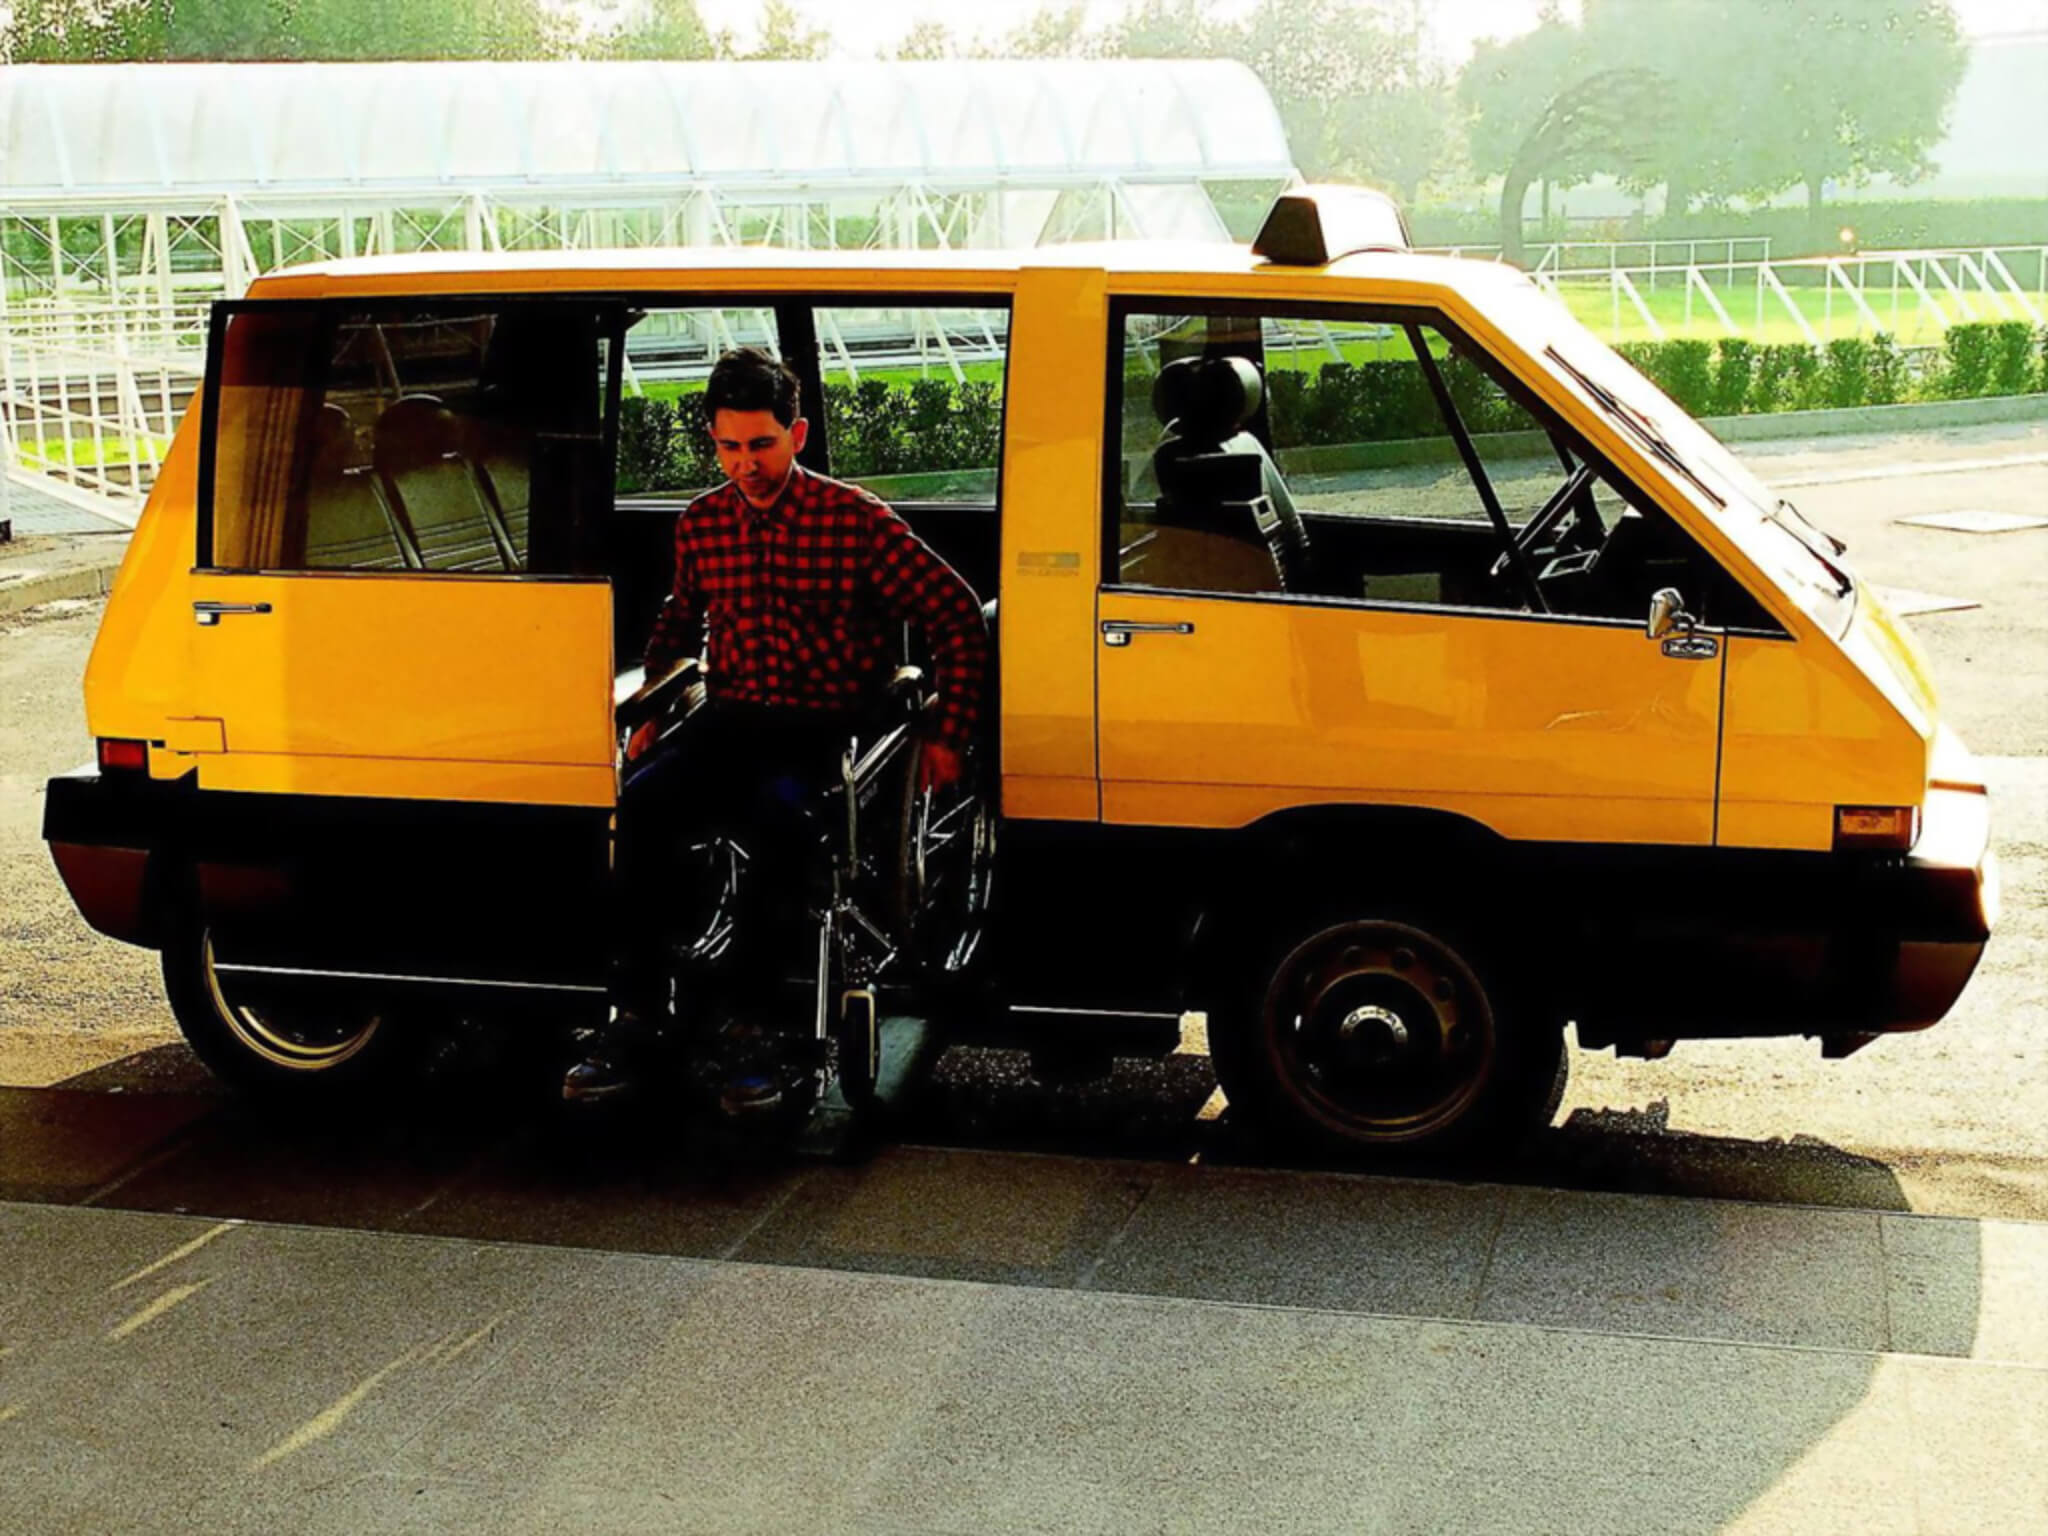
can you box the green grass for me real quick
[1547,274,2006,347]
[20,434,170,468]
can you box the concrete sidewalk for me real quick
[4,1155,2043,1534]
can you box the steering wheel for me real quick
[1490,463,1598,585]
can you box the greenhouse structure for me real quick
[0,58,1296,514]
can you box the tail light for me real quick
[96,738,148,773]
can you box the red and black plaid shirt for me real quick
[644,466,989,746]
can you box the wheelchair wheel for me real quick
[892,760,996,981]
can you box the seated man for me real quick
[565,347,990,1102]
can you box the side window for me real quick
[615,306,781,497]
[1110,305,1738,625]
[813,304,1009,506]
[208,302,615,575]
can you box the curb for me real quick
[0,557,121,617]
[1704,392,2048,442]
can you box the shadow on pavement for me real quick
[6,1037,2009,1532]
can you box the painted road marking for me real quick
[1896,509,2048,534]
[1874,586,1982,617]
[1771,451,2048,489]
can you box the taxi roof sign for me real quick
[1252,184,1412,266]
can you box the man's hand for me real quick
[626,719,660,763]
[919,740,964,792]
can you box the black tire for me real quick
[161,923,414,1100]
[1208,909,1565,1162]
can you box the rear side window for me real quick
[205,301,618,574]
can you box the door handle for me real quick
[193,601,272,626]
[1660,633,1718,660]
[1102,619,1194,648]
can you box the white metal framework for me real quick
[0,58,1294,515]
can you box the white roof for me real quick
[0,59,1294,207]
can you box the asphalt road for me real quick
[2,421,2043,1220]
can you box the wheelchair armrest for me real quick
[615,657,702,731]
[887,663,928,704]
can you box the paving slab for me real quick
[858,1284,1914,1536]
[1476,1186,1891,1350]
[731,1144,1154,1289]
[1883,1211,2048,1365]
[1082,1162,1505,1316]
[395,1131,815,1259]
[395,1255,984,1536]
[4,1195,2044,1535]
[0,1085,214,1205]
[94,1102,505,1231]
[0,1210,609,1531]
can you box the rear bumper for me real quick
[44,763,611,989]
[44,765,179,948]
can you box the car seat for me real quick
[372,396,518,572]
[1149,356,1316,593]
[302,404,418,570]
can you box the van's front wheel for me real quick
[1210,914,1564,1161]
[162,927,408,1097]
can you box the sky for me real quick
[696,0,2048,61]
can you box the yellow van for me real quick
[44,188,1998,1155]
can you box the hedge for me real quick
[615,322,2048,492]
[1618,323,2048,414]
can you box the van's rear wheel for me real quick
[162,927,407,1097]
[1209,913,1564,1160]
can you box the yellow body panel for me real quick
[181,573,616,806]
[1097,591,1722,843]
[998,266,1109,822]
[78,244,1946,854]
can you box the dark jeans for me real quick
[612,701,861,1025]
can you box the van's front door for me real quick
[1094,300,1725,848]
[181,298,624,989]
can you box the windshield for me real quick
[1489,282,1858,637]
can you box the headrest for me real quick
[309,403,358,475]
[1151,356,1263,440]
[372,395,457,477]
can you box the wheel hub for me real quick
[1337,1002,1409,1058]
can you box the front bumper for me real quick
[1867,783,1997,1031]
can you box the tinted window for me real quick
[207,301,615,574]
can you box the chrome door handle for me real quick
[1102,619,1194,648]
[1660,633,1718,660]
[193,601,272,626]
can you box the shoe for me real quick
[718,1070,785,1118]
[561,1016,654,1103]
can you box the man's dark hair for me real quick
[705,346,801,426]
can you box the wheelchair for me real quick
[614,657,996,1135]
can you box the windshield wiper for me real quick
[1771,499,1853,596]
[1545,346,1725,509]
[1774,497,1848,557]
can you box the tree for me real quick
[1459,0,1966,254]
[3,0,572,62]
[596,0,715,62]
[1706,0,1965,235]
[888,20,957,62]
[716,0,830,61]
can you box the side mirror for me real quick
[1647,587,1695,640]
